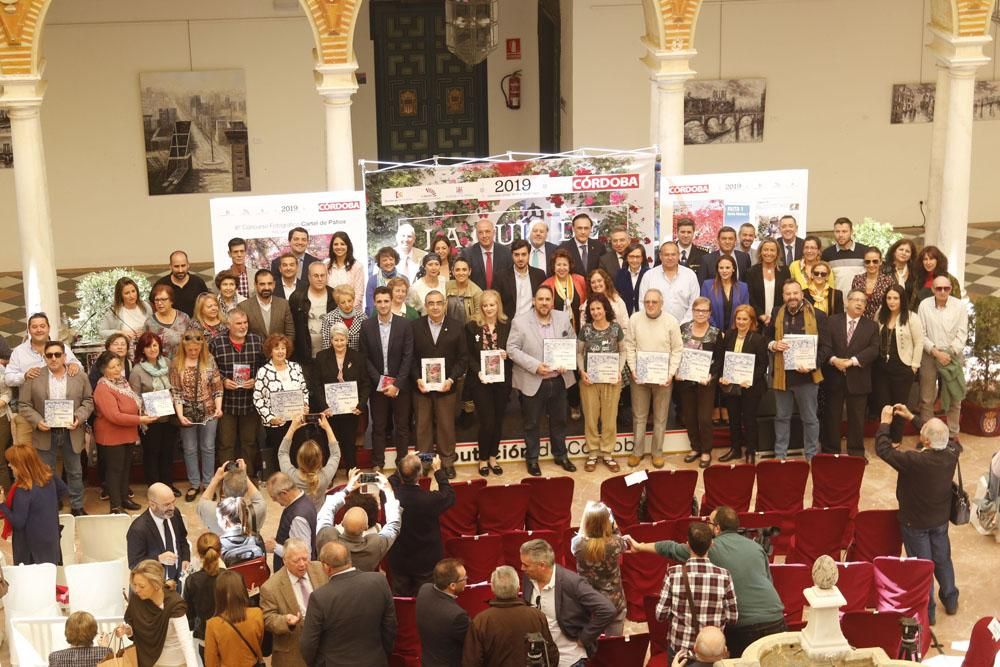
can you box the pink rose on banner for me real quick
[584,196,595,206]
[574,167,592,176]
[549,195,564,207]
[496,161,529,177]
[610,191,626,205]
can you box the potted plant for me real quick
[962,295,1000,437]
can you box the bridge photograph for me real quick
[683,78,766,145]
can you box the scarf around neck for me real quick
[99,376,143,414]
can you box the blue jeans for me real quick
[38,429,84,510]
[520,378,568,461]
[773,382,819,459]
[179,419,218,487]
[900,521,958,622]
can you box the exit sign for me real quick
[506,38,521,60]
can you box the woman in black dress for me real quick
[0,445,67,564]
[465,290,512,476]
[718,305,771,464]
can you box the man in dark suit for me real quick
[275,253,306,300]
[519,539,617,662]
[823,289,880,457]
[698,226,752,283]
[287,261,336,366]
[360,286,414,469]
[269,226,321,282]
[410,290,468,478]
[494,239,545,319]
[239,269,296,341]
[416,558,470,667]
[777,215,805,267]
[558,213,606,276]
[126,483,190,587]
[528,220,559,276]
[299,542,397,667]
[460,219,512,291]
[388,454,455,596]
[675,218,708,274]
[598,226,631,276]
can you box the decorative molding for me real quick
[642,0,704,52]
[0,0,49,76]
[300,0,361,65]
[931,0,997,36]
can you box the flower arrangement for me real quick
[852,217,903,255]
[71,268,152,343]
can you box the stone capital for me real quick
[0,66,45,109]
[315,60,359,100]
[926,25,992,73]
[641,38,697,83]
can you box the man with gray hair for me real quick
[463,565,559,667]
[917,274,968,439]
[876,403,961,624]
[519,539,616,665]
[260,537,328,667]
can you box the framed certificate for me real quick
[723,352,756,385]
[480,350,505,383]
[142,390,175,418]
[44,399,75,428]
[782,334,818,371]
[676,348,713,383]
[587,352,620,384]
[271,390,305,422]
[542,338,577,371]
[325,382,359,415]
[421,358,446,391]
[232,364,252,384]
[635,351,670,384]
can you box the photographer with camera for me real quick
[463,565,559,667]
[315,468,401,572]
[387,452,455,596]
[196,458,268,535]
[278,412,342,509]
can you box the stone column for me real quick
[643,42,696,177]
[316,62,359,191]
[0,72,61,334]
[924,28,991,287]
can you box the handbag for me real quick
[97,636,138,667]
[950,458,971,526]
[223,616,265,667]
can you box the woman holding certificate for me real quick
[130,331,181,495]
[93,351,157,514]
[804,260,844,316]
[543,249,588,332]
[253,334,310,481]
[465,290,511,476]
[576,293,625,473]
[677,297,723,468]
[314,323,367,473]
[719,305,770,464]
[0,445,67,564]
[170,330,224,502]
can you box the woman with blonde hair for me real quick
[278,413,341,508]
[388,276,419,319]
[170,329,224,501]
[804,259,844,315]
[117,559,198,667]
[465,290,511,476]
[0,445,67,564]
[320,283,367,351]
[203,570,264,667]
[100,276,152,341]
[191,292,229,339]
[571,501,627,635]
[183,532,223,656]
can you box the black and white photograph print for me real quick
[0,109,12,169]
[890,83,936,124]
[974,80,1000,120]
[140,69,251,196]
[683,79,766,145]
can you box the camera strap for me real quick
[681,563,700,634]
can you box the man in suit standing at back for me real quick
[239,269,296,341]
[270,227,321,281]
[261,537,329,667]
[527,220,559,276]
[599,226,631,276]
[823,290,879,457]
[558,213,606,276]
[299,542,397,667]
[126,483,190,589]
[698,226,752,283]
[416,558,470,667]
[777,215,805,268]
[494,239,546,319]
[675,218,708,275]
[461,219,512,291]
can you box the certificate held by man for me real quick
[782,334,818,371]
[44,399,75,428]
[676,349,713,383]
[543,338,577,371]
[635,351,670,384]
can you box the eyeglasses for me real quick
[183,334,204,342]
[864,259,881,265]
[812,271,829,278]
[933,286,952,292]
[44,352,63,359]
[152,297,170,303]
[693,308,711,314]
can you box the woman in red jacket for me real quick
[93,351,156,514]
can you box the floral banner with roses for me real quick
[361,150,659,265]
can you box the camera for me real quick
[224,460,240,473]
[897,616,921,661]
[358,472,379,484]
[525,632,550,667]
[304,413,322,424]
[736,525,781,557]
[417,452,435,463]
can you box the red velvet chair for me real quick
[841,610,905,657]
[644,595,670,656]
[873,556,934,657]
[835,561,875,612]
[600,473,645,527]
[620,521,675,622]
[521,475,575,533]
[444,534,504,584]
[477,483,531,534]
[456,581,494,619]
[769,563,812,630]
[589,633,650,667]
[963,616,1000,667]
[392,596,421,661]
[562,526,579,571]
[754,459,810,513]
[810,453,866,546]
[785,506,851,565]
[439,478,487,543]
[845,509,902,562]
[645,469,698,521]
[501,529,559,569]
[701,463,756,514]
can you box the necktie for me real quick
[298,576,311,613]
[162,518,177,582]
[580,244,588,269]
[531,249,542,270]
[786,245,794,266]
[681,249,688,265]
[847,318,856,344]
[619,255,624,269]
[485,250,493,289]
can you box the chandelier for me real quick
[445,0,499,66]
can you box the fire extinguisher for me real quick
[501,70,522,110]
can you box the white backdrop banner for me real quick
[209,190,367,276]
[660,169,809,251]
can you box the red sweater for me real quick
[93,382,142,446]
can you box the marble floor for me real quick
[1,429,998,664]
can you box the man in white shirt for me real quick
[528,221,558,276]
[4,312,82,387]
[638,242,700,324]
[496,239,546,318]
[275,253,304,300]
[395,223,427,283]
[821,217,869,295]
[917,276,968,438]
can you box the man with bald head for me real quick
[299,542,397,666]
[673,626,729,666]
[261,537,328,667]
[126,482,190,588]
[315,469,402,571]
